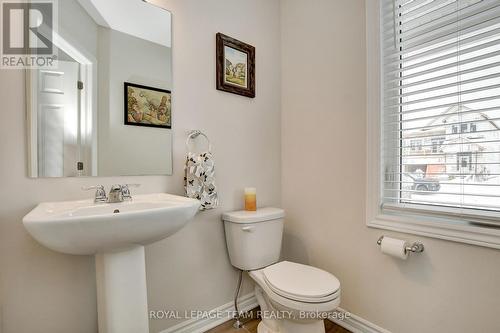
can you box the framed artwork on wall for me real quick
[216,33,255,98]
[124,82,172,129]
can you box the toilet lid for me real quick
[263,261,340,303]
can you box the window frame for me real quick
[365,0,500,249]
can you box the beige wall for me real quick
[281,1,500,332]
[0,0,281,332]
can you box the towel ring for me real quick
[186,130,212,153]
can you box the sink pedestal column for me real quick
[95,245,149,333]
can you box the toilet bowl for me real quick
[222,208,341,333]
[250,261,340,333]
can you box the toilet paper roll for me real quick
[380,237,408,260]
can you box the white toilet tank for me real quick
[222,207,285,271]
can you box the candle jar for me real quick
[244,188,257,211]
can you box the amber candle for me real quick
[244,188,257,211]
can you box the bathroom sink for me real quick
[23,192,200,333]
[23,193,200,255]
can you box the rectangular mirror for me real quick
[26,0,172,177]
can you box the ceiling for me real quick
[78,0,171,47]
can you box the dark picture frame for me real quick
[124,82,172,129]
[216,33,255,98]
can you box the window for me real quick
[460,123,468,133]
[457,152,472,170]
[377,0,500,240]
[431,137,445,153]
[409,139,422,151]
[410,140,416,151]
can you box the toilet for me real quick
[222,208,341,333]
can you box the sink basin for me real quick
[23,192,200,333]
[23,193,200,255]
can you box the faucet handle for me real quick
[82,185,104,190]
[82,185,107,203]
[121,184,140,200]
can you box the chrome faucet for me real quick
[108,185,123,203]
[83,184,140,203]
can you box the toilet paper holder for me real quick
[377,236,424,254]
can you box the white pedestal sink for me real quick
[23,193,200,333]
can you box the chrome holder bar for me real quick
[377,236,424,254]
[186,130,212,153]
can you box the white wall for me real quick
[97,28,173,176]
[0,1,281,332]
[59,0,99,59]
[281,1,500,332]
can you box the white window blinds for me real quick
[381,0,500,221]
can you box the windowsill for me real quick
[368,212,500,249]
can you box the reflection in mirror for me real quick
[27,0,172,177]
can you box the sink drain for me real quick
[113,209,120,214]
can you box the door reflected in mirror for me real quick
[27,0,173,177]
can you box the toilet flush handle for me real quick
[241,226,254,232]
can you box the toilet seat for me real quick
[262,261,340,303]
[249,265,340,314]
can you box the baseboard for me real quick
[158,294,391,333]
[330,307,392,333]
[158,293,258,333]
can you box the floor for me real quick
[206,317,351,333]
